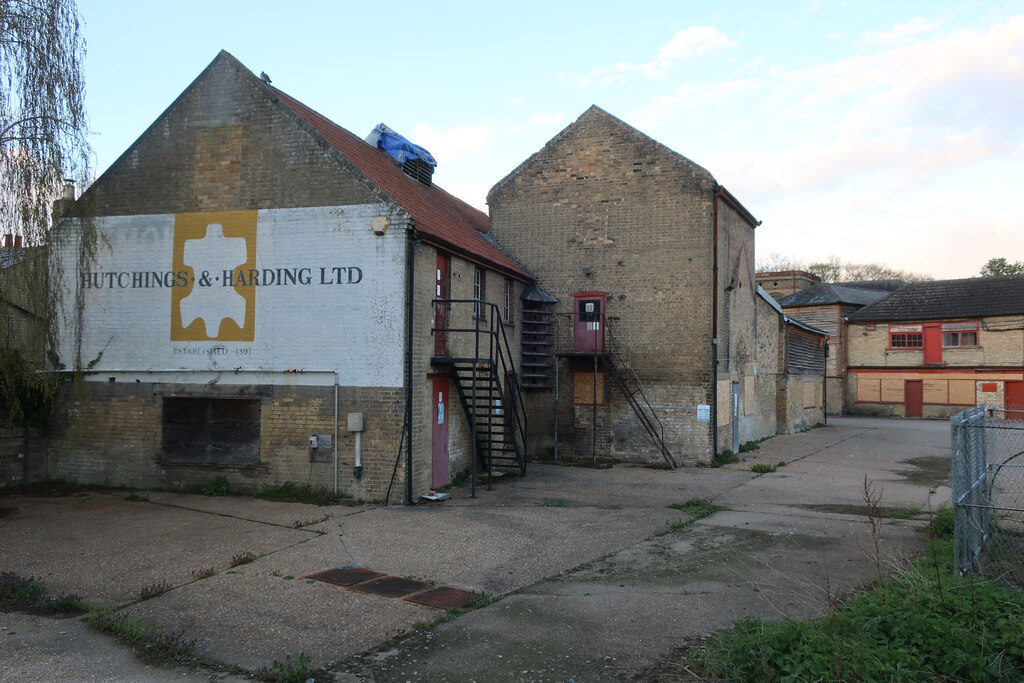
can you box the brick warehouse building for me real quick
[487,106,777,464]
[48,51,533,502]
[845,275,1024,419]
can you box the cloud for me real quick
[530,112,565,126]
[861,17,937,45]
[508,97,525,106]
[411,123,492,162]
[573,26,737,86]
[657,27,738,60]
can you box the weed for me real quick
[541,497,567,507]
[200,475,230,497]
[450,469,468,487]
[777,460,787,467]
[750,463,777,474]
[447,593,499,618]
[739,435,772,453]
[88,609,197,663]
[191,567,216,580]
[139,580,174,601]
[257,481,356,506]
[930,507,955,538]
[0,572,85,616]
[652,520,688,537]
[710,449,738,467]
[258,652,317,682]
[231,552,258,567]
[292,515,329,528]
[667,498,717,520]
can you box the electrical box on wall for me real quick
[347,412,366,432]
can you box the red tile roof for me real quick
[269,86,531,281]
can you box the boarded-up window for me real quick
[981,382,998,393]
[162,397,261,466]
[858,378,881,403]
[949,380,976,405]
[923,379,948,404]
[744,376,755,416]
[718,379,731,427]
[572,372,604,405]
[881,378,904,403]
[802,381,816,408]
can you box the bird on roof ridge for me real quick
[260,71,272,83]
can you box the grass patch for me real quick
[667,498,717,520]
[88,609,197,664]
[0,572,86,616]
[191,567,216,580]
[881,505,924,519]
[710,449,738,467]
[257,481,357,506]
[540,497,567,507]
[750,463,777,474]
[739,435,773,453]
[695,526,1024,682]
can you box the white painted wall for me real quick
[54,205,406,387]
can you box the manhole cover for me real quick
[350,575,431,598]
[305,567,384,587]
[405,586,480,610]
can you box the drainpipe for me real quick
[405,229,421,505]
[711,190,720,458]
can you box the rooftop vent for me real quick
[366,123,437,187]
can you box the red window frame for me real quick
[888,324,923,349]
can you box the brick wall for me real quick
[488,106,763,464]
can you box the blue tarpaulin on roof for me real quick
[366,123,437,170]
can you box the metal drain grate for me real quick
[404,586,479,610]
[349,575,431,598]
[304,567,385,586]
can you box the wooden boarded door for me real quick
[435,253,449,357]
[923,324,943,365]
[905,380,923,418]
[430,375,450,488]
[1007,381,1024,421]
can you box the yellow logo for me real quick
[170,211,257,341]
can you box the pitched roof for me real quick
[257,65,530,280]
[847,275,1024,322]
[778,283,894,308]
[488,105,759,229]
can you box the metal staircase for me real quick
[605,318,677,469]
[433,300,527,486]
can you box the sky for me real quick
[77,0,1024,280]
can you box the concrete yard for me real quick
[0,416,951,681]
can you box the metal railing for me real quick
[952,405,1024,584]
[432,299,527,489]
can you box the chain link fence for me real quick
[952,405,1024,585]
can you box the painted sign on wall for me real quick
[56,205,405,387]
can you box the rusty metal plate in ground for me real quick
[404,586,480,610]
[349,575,431,598]
[305,567,385,587]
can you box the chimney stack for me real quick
[52,178,78,220]
[3,234,11,248]
[14,235,22,248]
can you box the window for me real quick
[473,267,485,319]
[889,324,923,349]
[162,397,261,466]
[942,322,978,347]
[503,278,514,324]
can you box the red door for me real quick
[434,253,449,357]
[572,292,608,353]
[430,375,450,488]
[1007,381,1024,421]
[905,380,923,418]
[923,324,942,365]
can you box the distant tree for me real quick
[756,253,931,283]
[979,257,1024,277]
[1,0,91,427]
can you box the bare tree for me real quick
[1,0,90,427]
[756,252,931,283]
